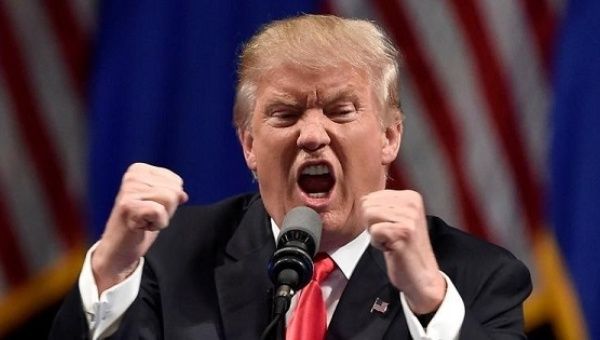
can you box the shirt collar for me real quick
[271,219,370,280]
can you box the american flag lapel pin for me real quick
[370,297,389,314]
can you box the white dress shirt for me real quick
[80,221,464,339]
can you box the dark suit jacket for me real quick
[50,193,532,339]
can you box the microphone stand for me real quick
[260,285,294,340]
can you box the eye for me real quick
[268,108,301,127]
[325,103,358,123]
[272,110,297,119]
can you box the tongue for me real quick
[298,174,334,194]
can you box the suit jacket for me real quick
[50,193,532,339]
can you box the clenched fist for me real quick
[92,163,188,293]
[361,190,446,315]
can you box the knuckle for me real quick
[172,174,184,186]
[158,187,177,202]
[144,205,163,220]
[121,171,137,184]
[370,228,386,241]
[115,197,135,213]
[152,165,171,177]
[139,204,166,226]
[407,190,424,205]
[128,162,147,172]
[165,193,180,209]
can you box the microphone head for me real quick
[277,206,322,256]
[268,206,323,290]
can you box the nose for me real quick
[297,111,331,152]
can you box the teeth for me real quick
[301,164,330,175]
[308,192,327,198]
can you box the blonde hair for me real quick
[233,14,401,130]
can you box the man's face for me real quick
[239,64,401,251]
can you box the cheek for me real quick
[253,131,296,177]
[343,133,386,185]
[350,129,384,161]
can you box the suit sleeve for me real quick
[48,283,91,340]
[458,254,532,340]
[49,261,164,340]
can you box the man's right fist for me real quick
[92,163,188,293]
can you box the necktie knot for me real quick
[313,253,335,283]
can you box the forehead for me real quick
[254,64,373,104]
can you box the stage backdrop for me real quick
[1,1,599,339]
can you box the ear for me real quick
[381,119,403,165]
[238,128,257,171]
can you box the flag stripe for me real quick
[372,0,490,239]
[4,0,87,200]
[478,0,551,180]
[0,77,66,276]
[69,0,96,33]
[449,0,543,233]
[519,0,557,74]
[0,184,28,286]
[41,0,89,98]
[0,3,84,249]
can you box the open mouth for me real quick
[297,163,335,198]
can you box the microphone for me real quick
[268,206,322,304]
[261,206,322,340]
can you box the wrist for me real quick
[91,243,140,293]
[405,272,446,314]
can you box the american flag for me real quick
[370,297,389,315]
[0,0,586,339]
[0,0,93,335]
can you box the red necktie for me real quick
[286,253,336,340]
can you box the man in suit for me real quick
[50,14,531,339]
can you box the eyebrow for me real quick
[263,97,300,112]
[262,87,360,111]
[320,89,360,106]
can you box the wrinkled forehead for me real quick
[240,51,378,85]
[252,64,377,107]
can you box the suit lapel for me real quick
[327,246,409,340]
[215,197,276,340]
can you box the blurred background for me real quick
[0,0,598,339]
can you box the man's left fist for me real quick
[361,189,446,314]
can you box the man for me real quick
[51,14,531,339]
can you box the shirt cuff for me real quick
[79,242,144,340]
[400,271,464,340]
